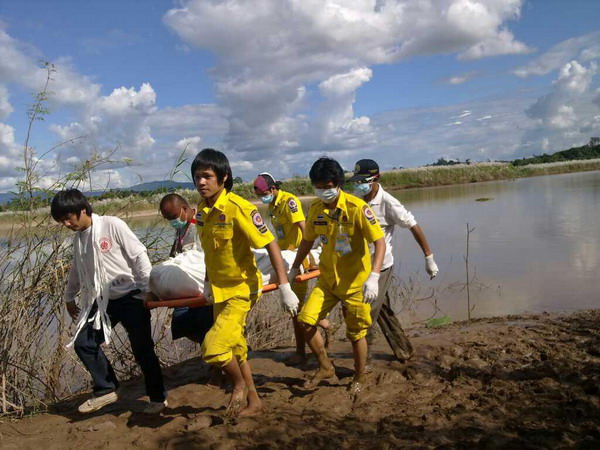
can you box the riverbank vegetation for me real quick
[512,137,600,166]
[1,158,599,225]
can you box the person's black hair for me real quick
[190,148,233,191]
[50,189,93,222]
[309,157,345,187]
[159,193,189,212]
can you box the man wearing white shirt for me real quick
[158,193,213,344]
[348,160,439,364]
[52,189,166,414]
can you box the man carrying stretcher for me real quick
[192,148,300,417]
[290,157,386,394]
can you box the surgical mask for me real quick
[314,187,339,203]
[353,183,372,196]
[169,215,188,229]
[260,194,274,204]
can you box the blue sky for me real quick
[0,0,598,191]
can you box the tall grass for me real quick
[379,159,600,190]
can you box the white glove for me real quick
[425,254,439,279]
[362,272,380,303]
[279,283,300,315]
[288,266,302,284]
[203,280,214,304]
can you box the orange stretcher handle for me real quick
[145,269,320,309]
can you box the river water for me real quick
[390,170,600,322]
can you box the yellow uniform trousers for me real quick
[201,295,257,367]
[297,280,372,341]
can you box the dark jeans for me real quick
[366,267,415,362]
[74,291,166,402]
[171,305,214,343]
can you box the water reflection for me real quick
[391,171,600,322]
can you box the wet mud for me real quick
[1,310,598,449]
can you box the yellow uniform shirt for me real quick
[196,189,274,303]
[268,190,305,250]
[304,190,384,293]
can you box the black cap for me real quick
[348,159,379,182]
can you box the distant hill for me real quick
[0,192,14,205]
[125,180,195,192]
[0,180,197,205]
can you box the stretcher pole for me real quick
[145,269,320,309]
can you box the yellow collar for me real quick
[273,190,285,207]
[200,188,229,213]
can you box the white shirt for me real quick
[65,215,152,302]
[172,217,202,256]
[368,185,417,270]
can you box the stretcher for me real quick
[145,269,320,309]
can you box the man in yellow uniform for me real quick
[253,172,329,364]
[290,157,386,394]
[193,149,300,417]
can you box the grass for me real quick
[378,159,600,190]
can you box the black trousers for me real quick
[74,291,166,402]
[366,267,415,362]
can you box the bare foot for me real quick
[348,372,368,396]
[304,365,336,389]
[284,353,307,366]
[238,390,263,417]
[225,387,247,418]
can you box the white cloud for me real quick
[163,0,530,156]
[514,31,600,78]
[459,27,531,60]
[149,105,229,140]
[443,72,478,85]
[555,60,596,94]
[453,110,472,118]
[448,76,468,85]
[0,24,100,107]
[541,138,549,151]
[50,83,158,163]
[230,159,254,171]
[0,85,14,120]
[526,60,598,131]
[0,122,21,177]
[315,67,375,149]
[175,136,203,158]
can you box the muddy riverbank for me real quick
[1,309,598,449]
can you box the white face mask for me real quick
[353,182,373,196]
[314,187,339,203]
